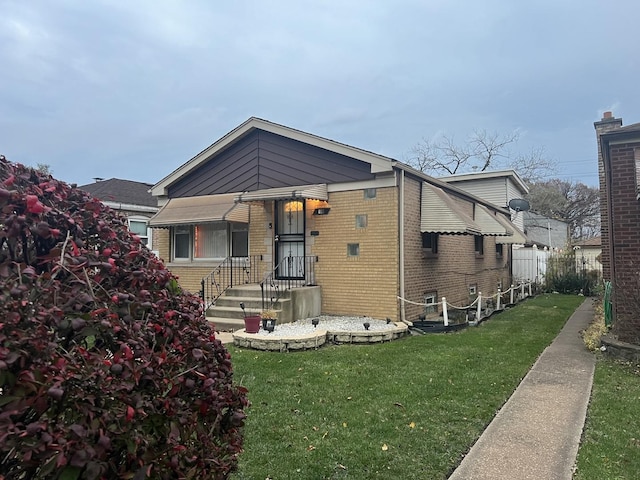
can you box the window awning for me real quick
[475,205,514,236]
[421,183,482,235]
[149,193,249,227]
[234,184,328,202]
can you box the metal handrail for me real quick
[201,255,263,309]
[260,255,317,310]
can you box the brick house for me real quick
[149,117,523,324]
[595,112,640,344]
[79,178,158,250]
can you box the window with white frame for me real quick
[355,214,368,229]
[172,222,248,261]
[128,217,152,250]
[364,188,377,200]
[424,292,438,315]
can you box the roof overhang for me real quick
[421,182,482,235]
[235,184,328,203]
[148,193,248,227]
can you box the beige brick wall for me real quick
[310,187,400,320]
[403,177,510,322]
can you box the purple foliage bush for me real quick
[0,157,248,479]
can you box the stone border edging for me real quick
[232,323,409,352]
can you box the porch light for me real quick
[310,200,331,215]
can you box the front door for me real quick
[275,199,305,279]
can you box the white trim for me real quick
[102,201,159,213]
[151,117,394,196]
[439,169,529,195]
[327,176,396,192]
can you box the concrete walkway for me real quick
[448,298,595,480]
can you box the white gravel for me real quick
[258,315,396,337]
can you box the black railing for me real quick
[201,255,263,309]
[260,255,317,310]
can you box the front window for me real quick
[129,217,152,249]
[195,223,226,258]
[173,226,191,260]
[172,222,248,261]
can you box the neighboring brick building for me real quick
[150,118,523,323]
[595,112,640,344]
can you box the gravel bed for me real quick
[257,315,396,337]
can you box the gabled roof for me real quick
[79,178,157,208]
[151,117,395,197]
[439,169,529,195]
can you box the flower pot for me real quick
[243,315,261,334]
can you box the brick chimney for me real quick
[594,112,623,280]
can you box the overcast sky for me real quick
[2,0,639,188]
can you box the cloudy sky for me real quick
[1,0,638,188]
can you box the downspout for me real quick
[399,169,406,324]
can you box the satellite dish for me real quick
[508,198,530,212]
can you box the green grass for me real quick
[574,358,640,480]
[229,294,584,480]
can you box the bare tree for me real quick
[408,129,554,182]
[526,179,600,239]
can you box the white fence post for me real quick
[528,282,532,297]
[497,289,501,310]
[510,285,514,304]
[521,282,525,298]
[477,292,482,321]
[442,297,448,326]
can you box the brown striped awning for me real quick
[149,193,249,226]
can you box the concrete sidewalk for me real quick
[448,298,595,480]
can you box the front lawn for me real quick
[229,294,583,480]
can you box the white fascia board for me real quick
[327,175,397,193]
[102,201,159,213]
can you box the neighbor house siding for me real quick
[311,186,400,320]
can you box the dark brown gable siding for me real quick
[168,129,375,198]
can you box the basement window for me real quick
[424,292,438,315]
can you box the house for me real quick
[79,178,159,250]
[572,237,602,275]
[149,117,524,324]
[595,111,640,344]
[522,212,569,250]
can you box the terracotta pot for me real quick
[243,315,261,334]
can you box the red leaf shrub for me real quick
[0,157,248,479]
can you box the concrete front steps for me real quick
[206,284,290,332]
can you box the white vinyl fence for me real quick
[512,246,551,284]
